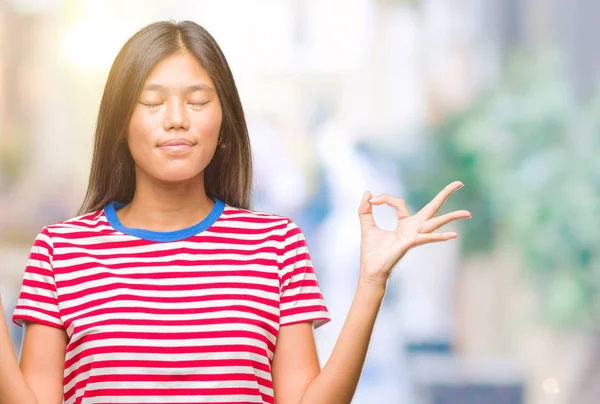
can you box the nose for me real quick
[163,99,190,131]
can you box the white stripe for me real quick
[64,351,271,380]
[52,228,290,245]
[82,393,264,404]
[51,223,114,234]
[68,323,277,347]
[14,299,59,313]
[60,289,280,314]
[211,219,287,230]
[281,245,310,262]
[58,252,278,270]
[65,310,280,332]
[13,308,61,325]
[65,367,272,401]
[56,263,280,284]
[66,336,273,369]
[23,258,53,271]
[281,311,330,326]
[281,298,326,312]
[53,238,286,256]
[285,272,318,285]
[58,273,279,295]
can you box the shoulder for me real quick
[41,208,107,237]
[24,210,104,261]
[221,205,297,229]
[219,205,306,243]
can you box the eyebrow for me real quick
[142,84,215,93]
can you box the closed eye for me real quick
[141,103,162,109]
[188,101,209,108]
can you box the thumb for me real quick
[358,190,375,231]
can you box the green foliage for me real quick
[401,50,600,330]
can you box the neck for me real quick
[117,171,215,232]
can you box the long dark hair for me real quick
[78,21,252,215]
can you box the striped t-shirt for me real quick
[12,199,330,404]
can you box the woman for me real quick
[0,21,470,404]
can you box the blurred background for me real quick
[0,0,597,403]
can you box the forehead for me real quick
[143,52,214,89]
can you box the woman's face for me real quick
[127,51,223,184]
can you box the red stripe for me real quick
[54,245,281,260]
[208,224,286,235]
[52,219,107,230]
[63,301,280,326]
[281,305,328,318]
[12,314,63,329]
[285,279,320,292]
[63,358,271,385]
[57,258,279,274]
[28,251,52,264]
[21,265,54,278]
[87,372,267,383]
[60,281,279,303]
[90,402,266,404]
[56,269,278,289]
[54,234,287,249]
[21,279,57,292]
[53,238,155,250]
[81,387,263,397]
[281,264,315,284]
[32,237,52,253]
[282,250,310,269]
[281,316,330,327]
[69,316,278,341]
[219,215,287,224]
[281,292,324,304]
[64,344,270,370]
[66,373,272,401]
[68,330,276,354]
[16,292,57,306]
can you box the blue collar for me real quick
[104,198,225,242]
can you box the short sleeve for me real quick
[12,227,64,330]
[278,220,330,329]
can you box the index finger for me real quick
[417,181,464,219]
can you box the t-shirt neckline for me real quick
[104,198,225,242]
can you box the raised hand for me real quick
[358,181,471,285]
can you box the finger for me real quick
[414,232,458,246]
[421,210,471,233]
[358,190,376,231]
[417,181,464,220]
[368,194,411,219]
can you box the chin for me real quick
[149,167,205,184]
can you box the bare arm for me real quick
[272,182,469,403]
[271,322,321,403]
[0,300,67,404]
[271,276,384,404]
[299,277,384,404]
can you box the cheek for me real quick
[127,110,158,159]
[196,103,223,140]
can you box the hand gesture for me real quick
[358,181,471,285]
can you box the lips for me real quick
[158,138,195,147]
[157,138,196,154]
